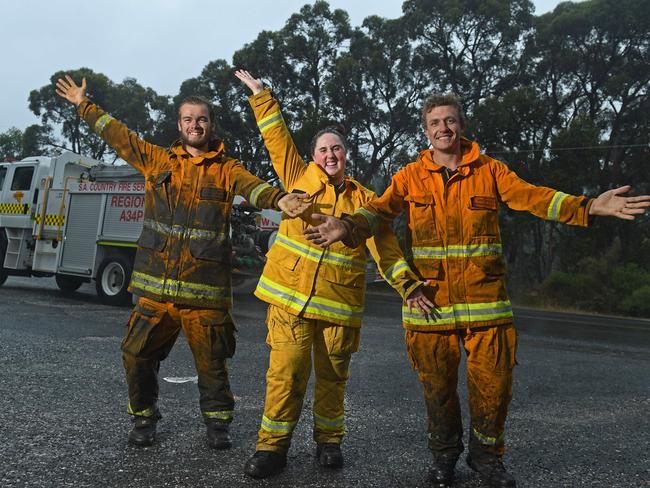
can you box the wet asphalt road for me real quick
[0,277,648,488]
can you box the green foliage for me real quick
[0,128,23,161]
[13,0,649,316]
[620,286,650,317]
[28,68,173,161]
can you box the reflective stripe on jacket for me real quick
[344,139,593,331]
[78,100,286,309]
[248,89,421,327]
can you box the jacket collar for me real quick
[294,162,357,196]
[170,139,225,165]
[418,137,481,173]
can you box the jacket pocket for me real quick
[121,298,166,357]
[467,195,499,237]
[265,243,301,271]
[189,238,230,262]
[405,193,438,242]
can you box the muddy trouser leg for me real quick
[121,297,180,417]
[256,306,314,454]
[405,329,464,457]
[464,324,517,461]
[312,323,361,444]
[181,308,236,424]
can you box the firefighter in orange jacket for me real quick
[55,75,308,449]
[304,93,650,488]
[235,70,429,478]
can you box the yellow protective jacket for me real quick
[248,89,422,327]
[343,139,593,331]
[78,99,286,309]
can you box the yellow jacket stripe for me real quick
[402,300,513,326]
[131,271,231,302]
[256,275,364,324]
[143,219,226,242]
[257,110,284,133]
[260,415,297,434]
[547,191,569,221]
[383,258,410,282]
[94,114,115,135]
[354,207,379,235]
[411,243,503,259]
[249,182,272,208]
[274,233,366,270]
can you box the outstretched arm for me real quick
[589,186,650,220]
[54,74,164,174]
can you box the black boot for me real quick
[430,452,459,487]
[316,443,344,468]
[244,450,287,479]
[466,454,516,488]
[205,420,232,449]
[128,411,161,447]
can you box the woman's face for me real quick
[312,132,346,185]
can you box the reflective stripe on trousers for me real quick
[256,305,360,453]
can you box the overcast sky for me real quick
[2,0,566,134]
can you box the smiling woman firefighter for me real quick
[235,70,432,479]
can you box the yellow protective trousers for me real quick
[405,324,517,460]
[121,296,236,423]
[256,305,361,453]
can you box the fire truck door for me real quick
[59,194,103,275]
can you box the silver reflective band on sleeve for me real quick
[257,111,284,133]
[249,182,271,207]
[547,191,569,221]
[383,259,410,282]
[94,114,115,135]
[353,207,379,235]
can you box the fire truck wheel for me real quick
[96,254,133,306]
[55,274,84,293]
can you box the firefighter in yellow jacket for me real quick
[55,75,308,449]
[304,93,650,488]
[235,70,430,478]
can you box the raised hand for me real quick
[303,213,349,248]
[278,192,310,217]
[589,186,650,220]
[55,75,87,107]
[234,69,264,95]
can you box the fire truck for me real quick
[0,152,279,305]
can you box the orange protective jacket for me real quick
[248,89,422,327]
[344,139,593,331]
[78,99,286,310]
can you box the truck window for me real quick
[0,167,6,191]
[11,166,35,191]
